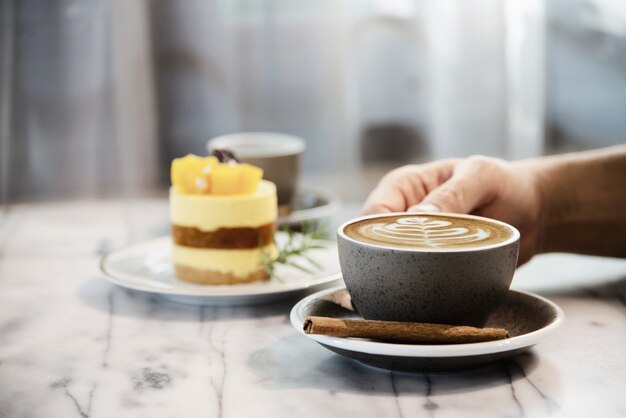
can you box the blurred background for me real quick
[1,0,625,204]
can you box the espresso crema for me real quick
[344,214,513,250]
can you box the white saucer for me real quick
[290,285,564,372]
[279,187,341,227]
[100,233,342,306]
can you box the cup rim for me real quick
[207,132,306,158]
[337,212,520,253]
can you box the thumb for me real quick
[409,157,498,214]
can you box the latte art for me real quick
[344,214,513,250]
[370,217,489,248]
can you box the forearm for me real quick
[522,145,626,257]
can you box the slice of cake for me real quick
[170,154,277,284]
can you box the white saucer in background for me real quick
[278,187,341,228]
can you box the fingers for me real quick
[361,199,397,215]
[407,202,441,213]
[362,156,502,215]
[362,160,458,215]
[361,183,405,215]
[362,168,411,215]
[410,156,503,214]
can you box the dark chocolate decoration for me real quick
[212,149,240,163]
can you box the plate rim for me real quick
[278,186,341,225]
[100,235,342,298]
[290,285,564,358]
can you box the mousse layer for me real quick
[172,244,277,278]
[170,180,277,230]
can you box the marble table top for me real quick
[1,199,625,418]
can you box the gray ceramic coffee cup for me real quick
[337,212,520,327]
[207,132,306,206]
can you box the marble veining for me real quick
[0,200,625,418]
[421,373,438,414]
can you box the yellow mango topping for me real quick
[171,154,263,195]
[237,164,264,194]
[212,163,263,195]
[171,155,218,194]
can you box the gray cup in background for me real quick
[207,133,306,207]
[337,213,520,327]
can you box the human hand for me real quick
[362,156,544,265]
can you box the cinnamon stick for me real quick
[303,316,509,344]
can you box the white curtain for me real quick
[1,0,548,202]
[152,0,546,168]
[0,0,157,202]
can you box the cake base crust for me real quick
[174,265,269,285]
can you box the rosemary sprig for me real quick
[263,222,330,281]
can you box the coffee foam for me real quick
[343,214,513,250]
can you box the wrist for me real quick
[517,146,626,256]
[513,158,551,254]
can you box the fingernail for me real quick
[409,203,441,213]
